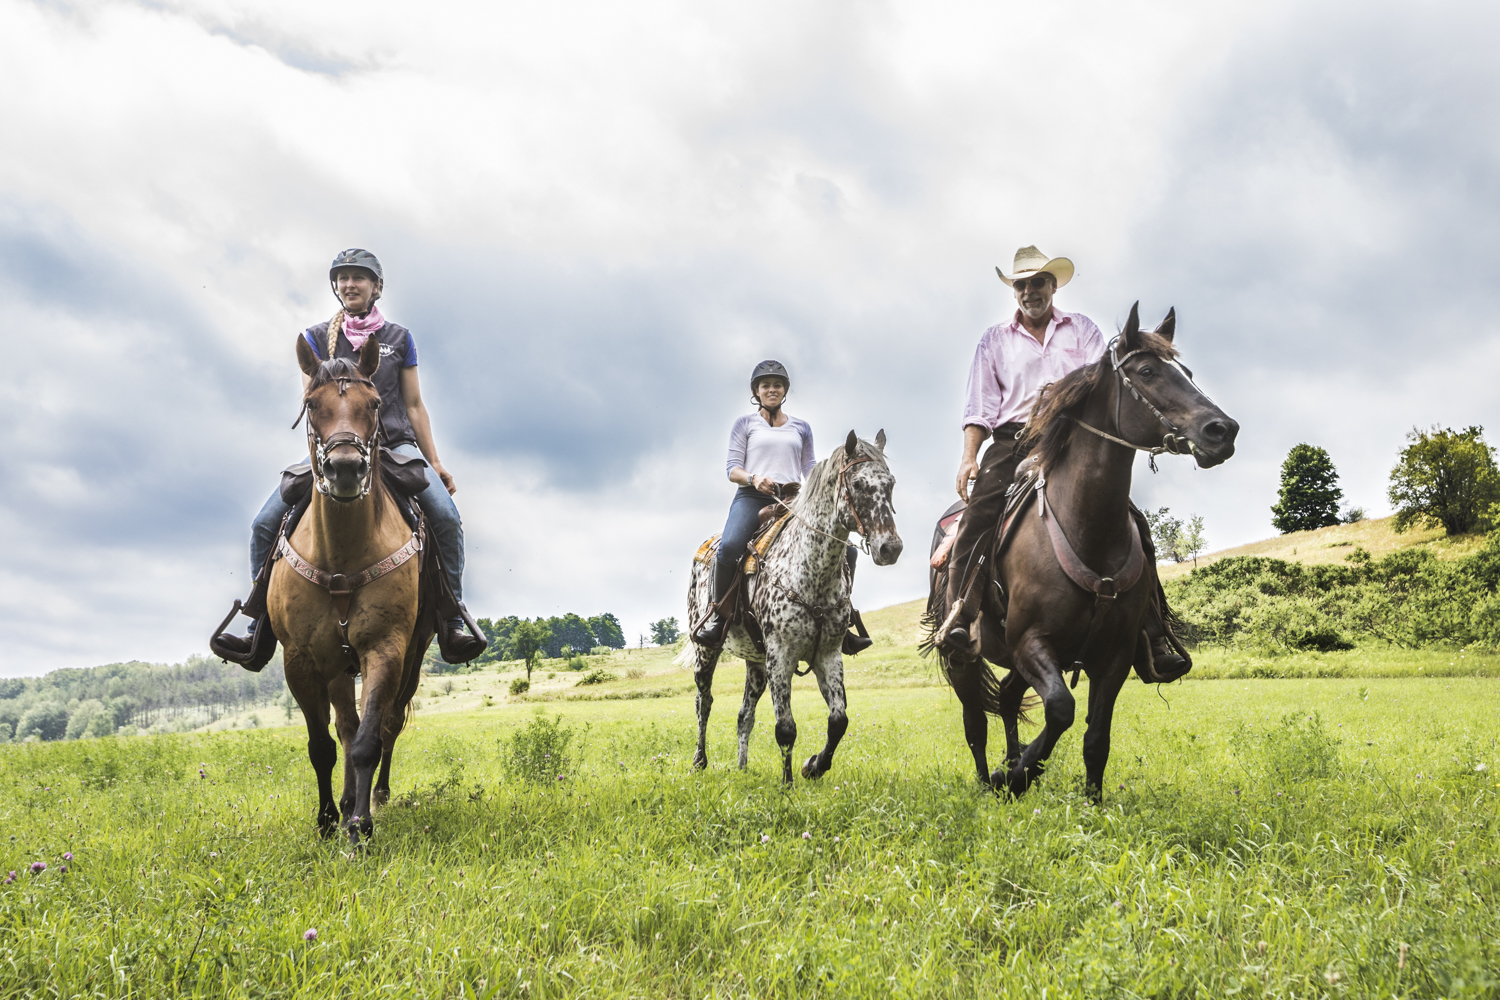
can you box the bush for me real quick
[1389,426,1500,536]
[1166,531,1500,652]
[501,714,576,784]
[565,655,589,671]
[1232,711,1342,783]
[509,677,530,696]
[575,669,617,686]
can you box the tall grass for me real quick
[1,679,1497,997]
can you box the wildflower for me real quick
[3,872,14,884]
[60,866,68,874]
[304,928,318,941]
[760,834,770,844]
[1032,808,1041,816]
[30,862,45,874]
[1477,763,1488,772]
[833,836,840,843]
[802,831,811,840]
[62,852,73,862]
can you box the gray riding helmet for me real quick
[329,249,383,301]
[749,360,790,395]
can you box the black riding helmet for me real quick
[749,359,790,398]
[329,248,383,304]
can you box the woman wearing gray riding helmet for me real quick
[691,361,873,654]
[220,248,484,663]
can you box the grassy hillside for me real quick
[1158,514,1486,581]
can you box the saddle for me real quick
[209,449,485,673]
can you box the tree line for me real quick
[0,656,287,743]
[466,612,627,668]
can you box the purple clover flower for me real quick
[30,862,46,874]
[62,852,73,862]
[802,831,811,840]
[3,872,14,884]
[304,928,318,941]
[760,834,770,844]
[60,866,68,874]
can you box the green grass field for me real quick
[3,647,1498,998]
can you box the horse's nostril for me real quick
[1202,420,1227,442]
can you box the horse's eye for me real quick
[369,399,379,410]
[1139,366,1155,378]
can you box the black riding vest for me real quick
[302,320,418,447]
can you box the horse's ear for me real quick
[1120,301,1141,351]
[1155,307,1176,343]
[875,428,886,453]
[357,335,381,378]
[296,336,321,378]
[844,429,858,459]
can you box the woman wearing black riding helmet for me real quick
[692,361,872,654]
[222,248,483,664]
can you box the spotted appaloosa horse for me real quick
[683,431,902,784]
[268,336,432,846]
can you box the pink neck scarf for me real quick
[341,304,385,352]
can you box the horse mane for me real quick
[306,356,366,392]
[1018,331,1179,469]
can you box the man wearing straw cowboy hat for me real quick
[939,245,1189,679]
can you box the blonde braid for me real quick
[326,309,345,360]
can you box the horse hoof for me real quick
[372,789,390,806]
[692,752,708,771]
[801,754,824,779]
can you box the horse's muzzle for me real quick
[871,533,903,567]
[1190,416,1239,469]
[322,450,370,501]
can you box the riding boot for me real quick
[1140,603,1191,682]
[437,612,486,664]
[692,607,729,649]
[842,608,873,655]
[215,620,256,659]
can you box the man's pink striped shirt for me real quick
[962,309,1106,430]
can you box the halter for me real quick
[294,375,381,502]
[1068,337,1204,473]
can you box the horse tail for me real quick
[921,582,1038,726]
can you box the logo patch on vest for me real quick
[378,343,396,357]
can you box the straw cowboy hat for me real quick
[996,245,1074,288]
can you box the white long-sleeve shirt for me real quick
[962,309,1106,429]
[724,413,815,484]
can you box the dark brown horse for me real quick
[268,337,431,845]
[927,304,1237,800]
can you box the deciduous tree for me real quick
[1389,426,1500,536]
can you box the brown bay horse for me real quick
[926,304,1238,800]
[269,336,431,845]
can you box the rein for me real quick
[784,454,877,555]
[1064,337,1203,473]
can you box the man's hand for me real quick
[955,457,979,502]
[434,462,457,495]
[955,424,989,502]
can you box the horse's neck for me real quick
[781,481,849,597]
[1046,391,1137,560]
[302,489,406,570]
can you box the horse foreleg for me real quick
[765,651,797,785]
[345,657,400,847]
[692,645,722,771]
[1081,654,1132,804]
[285,657,340,837]
[995,670,1032,778]
[737,659,768,769]
[1005,632,1074,797]
[329,673,360,833]
[801,649,848,780]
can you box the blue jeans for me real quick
[712,486,858,601]
[251,443,465,602]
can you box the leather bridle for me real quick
[295,375,381,502]
[1069,336,1208,473]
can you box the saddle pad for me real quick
[694,534,721,566]
[744,512,792,575]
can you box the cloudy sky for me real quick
[2,0,1497,675]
